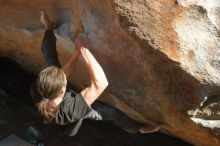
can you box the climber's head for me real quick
[36,66,67,100]
[36,66,67,123]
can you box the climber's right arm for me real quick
[75,34,108,106]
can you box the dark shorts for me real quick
[41,30,61,67]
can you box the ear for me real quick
[60,86,66,96]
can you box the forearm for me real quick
[63,50,81,78]
[80,47,108,88]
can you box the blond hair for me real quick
[36,66,66,123]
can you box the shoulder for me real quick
[58,89,77,112]
[55,89,92,125]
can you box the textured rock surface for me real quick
[0,0,220,145]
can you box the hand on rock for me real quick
[75,33,90,50]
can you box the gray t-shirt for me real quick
[31,82,101,136]
[55,89,92,136]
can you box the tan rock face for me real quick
[0,0,220,145]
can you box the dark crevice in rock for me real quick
[198,6,207,14]
[0,57,36,106]
[188,92,220,120]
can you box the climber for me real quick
[31,11,159,136]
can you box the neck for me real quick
[51,95,64,107]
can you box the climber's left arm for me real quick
[62,49,81,79]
